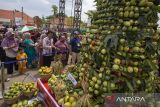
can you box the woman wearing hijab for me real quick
[1,31,19,75]
[55,35,69,66]
[42,30,57,67]
[23,33,37,68]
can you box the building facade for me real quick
[0,9,33,26]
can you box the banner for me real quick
[15,17,23,25]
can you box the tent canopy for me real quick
[18,26,37,33]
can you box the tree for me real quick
[46,15,54,19]
[52,5,58,17]
[85,10,96,19]
[41,15,47,25]
[85,10,97,25]
[33,16,42,28]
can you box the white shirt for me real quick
[42,37,53,56]
[4,49,17,58]
[3,43,18,58]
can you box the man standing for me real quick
[70,31,81,64]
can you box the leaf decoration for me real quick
[157,38,160,55]
[104,34,119,50]
[146,59,158,71]
[142,60,152,72]
[114,77,134,92]
[143,32,152,38]
[138,16,148,27]
[145,10,158,23]
[125,79,134,92]
[145,42,156,55]
[126,32,141,42]
[93,53,102,69]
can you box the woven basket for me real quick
[40,74,52,81]
[49,84,66,101]
[23,89,36,98]
[4,94,20,105]
[49,87,65,101]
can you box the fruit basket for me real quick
[22,82,37,98]
[39,66,52,81]
[3,83,22,105]
[11,98,45,107]
[4,93,21,105]
[23,89,37,98]
[48,75,66,100]
[40,74,52,81]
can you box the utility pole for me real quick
[13,10,15,26]
[12,10,14,26]
[22,7,23,25]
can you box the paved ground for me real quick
[0,69,39,107]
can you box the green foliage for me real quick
[52,4,58,17]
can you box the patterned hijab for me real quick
[1,32,15,47]
[1,31,18,52]
[23,32,31,40]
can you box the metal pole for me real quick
[22,7,23,25]
[12,10,14,26]
[71,0,74,28]
[1,62,5,96]
[14,9,16,26]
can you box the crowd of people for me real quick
[0,27,82,81]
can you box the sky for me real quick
[0,0,96,22]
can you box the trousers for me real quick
[71,52,80,64]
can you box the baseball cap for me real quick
[74,31,79,35]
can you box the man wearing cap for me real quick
[69,31,81,64]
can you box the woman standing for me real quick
[1,31,19,76]
[55,36,69,66]
[43,30,57,67]
[23,33,37,68]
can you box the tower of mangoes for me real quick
[71,0,160,106]
[78,0,160,103]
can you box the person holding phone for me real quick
[42,30,57,67]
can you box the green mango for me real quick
[23,100,28,105]
[37,104,43,107]
[124,11,129,17]
[11,104,18,107]
[18,102,23,106]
